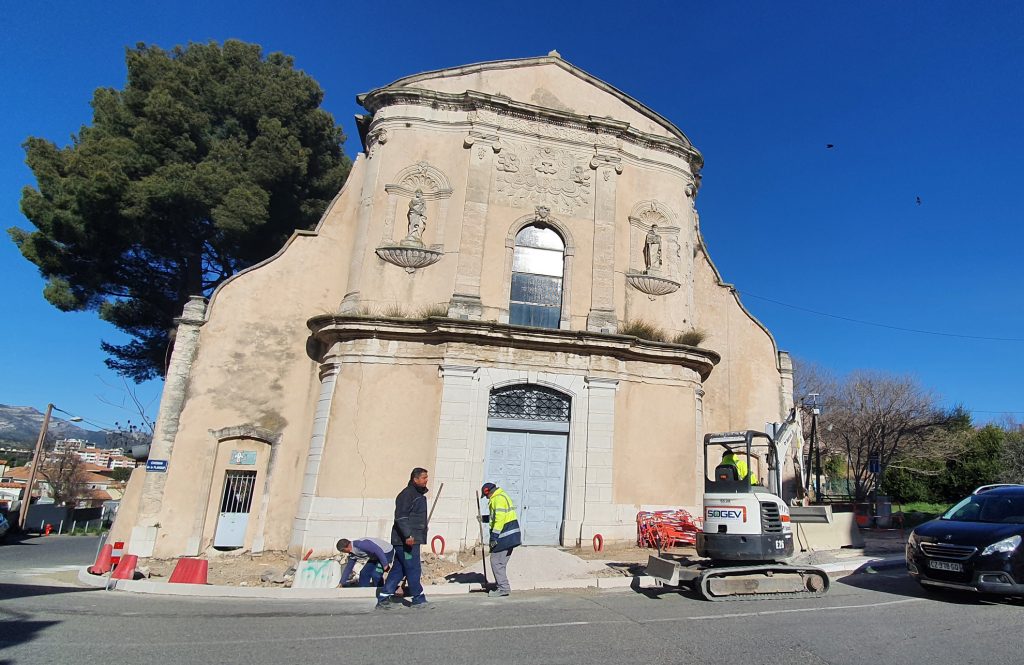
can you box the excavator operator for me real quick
[721,449,759,485]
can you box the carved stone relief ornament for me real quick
[367,127,389,157]
[475,108,619,149]
[685,179,701,230]
[494,141,592,215]
[589,153,623,182]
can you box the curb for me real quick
[76,566,657,599]
[76,559,902,599]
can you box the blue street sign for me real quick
[869,457,881,474]
[146,459,169,472]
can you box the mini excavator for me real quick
[646,424,829,601]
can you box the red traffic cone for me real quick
[169,558,209,585]
[110,554,138,580]
[88,544,114,575]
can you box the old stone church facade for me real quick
[112,54,794,558]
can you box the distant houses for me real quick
[0,438,139,512]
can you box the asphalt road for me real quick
[0,535,101,575]
[1,564,1022,665]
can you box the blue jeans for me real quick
[379,544,424,602]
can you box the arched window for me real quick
[509,225,564,328]
[488,385,571,422]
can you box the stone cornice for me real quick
[307,316,720,380]
[358,88,703,171]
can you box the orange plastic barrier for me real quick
[110,554,138,580]
[169,558,209,585]
[88,544,114,575]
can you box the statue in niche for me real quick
[402,189,427,246]
[644,224,663,274]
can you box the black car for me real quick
[907,484,1024,595]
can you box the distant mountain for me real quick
[0,404,108,447]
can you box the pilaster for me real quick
[289,354,343,553]
[587,154,623,333]
[340,141,386,313]
[579,376,619,540]
[450,132,501,319]
[430,365,481,549]
[131,297,207,556]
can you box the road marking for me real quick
[12,565,82,575]
[0,597,925,647]
[650,597,923,622]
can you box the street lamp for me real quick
[17,403,82,529]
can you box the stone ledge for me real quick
[308,316,719,379]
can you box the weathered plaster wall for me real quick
[316,359,442,499]
[107,466,146,544]
[147,160,365,557]
[693,244,784,434]
[612,380,700,507]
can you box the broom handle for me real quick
[476,490,489,585]
[427,482,445,524]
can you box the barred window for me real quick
[488,385,570,422]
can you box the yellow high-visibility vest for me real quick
[722,452,759,485]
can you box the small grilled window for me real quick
[488,385,570,422]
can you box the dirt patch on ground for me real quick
[137,550,474,588]
[564,542,696,577]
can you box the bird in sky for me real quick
[916,196,922,205]
[826,144,835,149]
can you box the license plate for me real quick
[927,559,963,572]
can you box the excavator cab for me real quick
[698,430,792,562]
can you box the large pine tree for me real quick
[12,40,350,381]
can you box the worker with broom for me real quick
[481,482,521,597]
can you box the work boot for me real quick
[375,595,398,610]
[409,596,433,609]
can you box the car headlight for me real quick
[907,532,920,549]
[981,535,1022,556]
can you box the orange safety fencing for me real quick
[636,510,703,549]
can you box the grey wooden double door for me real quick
[483,429,568,546]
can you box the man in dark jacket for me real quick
[376,468,430,609]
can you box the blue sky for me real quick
[1,1,1021,431]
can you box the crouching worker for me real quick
[481,482,521,597]
[337,537,395,588]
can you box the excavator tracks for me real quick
[695,564,830,602]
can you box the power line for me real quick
[739,291,1024,342]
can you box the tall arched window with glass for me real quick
[509,225,564,329]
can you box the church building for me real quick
[112,54,794,558]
